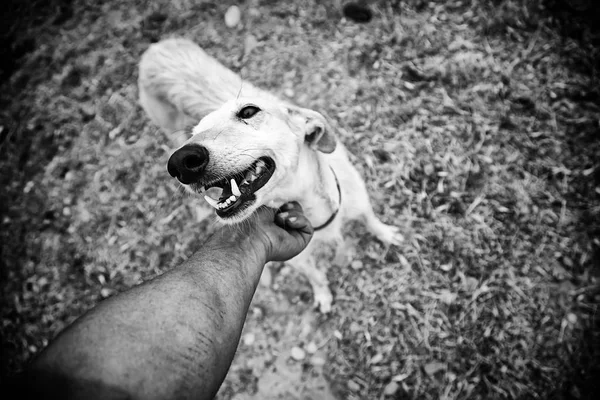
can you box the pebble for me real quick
[290,346,306,361]
[225,5,241,28]
[243,332,255,346]
[305,341,318,354]
[383,381,399,395]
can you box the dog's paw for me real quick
[313,290,333,313]
[377,224,404,246]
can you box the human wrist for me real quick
[206,225,269,266]
[236,232,269,266]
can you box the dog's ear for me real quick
[288,106,337,154]
[305,117,337,154]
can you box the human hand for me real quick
[253,201,314,262]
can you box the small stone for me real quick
[225,5,241,28]
[305,341,318,354]
[351,260,363,270]
[383,381,399,396]
[290,346,306,361]
[440,263,452,272]
[243,333,255,346]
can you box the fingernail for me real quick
[278,212,289,219]
[287,216,297,223]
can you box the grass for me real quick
[1,0,599,399]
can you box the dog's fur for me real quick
[139,38,402,312]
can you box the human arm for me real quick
[13,202,312,400]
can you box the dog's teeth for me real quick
[229,195,236,202]
[204,195,220,209]
[231,179,241,196]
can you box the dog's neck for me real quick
[295,150,340,229]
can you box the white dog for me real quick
[139,38,402,312]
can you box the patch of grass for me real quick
[1,0,599,398]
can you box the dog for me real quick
[139,38,403,312]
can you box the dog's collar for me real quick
[313,167,342,231]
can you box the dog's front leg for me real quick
[345,168,405,246]
[286,248,333,313]
[332,234,355,267]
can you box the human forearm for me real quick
[23,230,266,400]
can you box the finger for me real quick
[285,210,313,230]
[274,211,291,229]
[279,201,303,213]
[274,211,288,226]
[277,210,313,236]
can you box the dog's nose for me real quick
[167,144,210,184]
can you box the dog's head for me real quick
[167,97,336,223]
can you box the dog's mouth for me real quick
[196,157,276,218]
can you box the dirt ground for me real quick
[1,0,599,399]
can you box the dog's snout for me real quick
[167,144,210,184]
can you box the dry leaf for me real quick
[424,362,446,376]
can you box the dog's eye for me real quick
[237,105,260,119]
